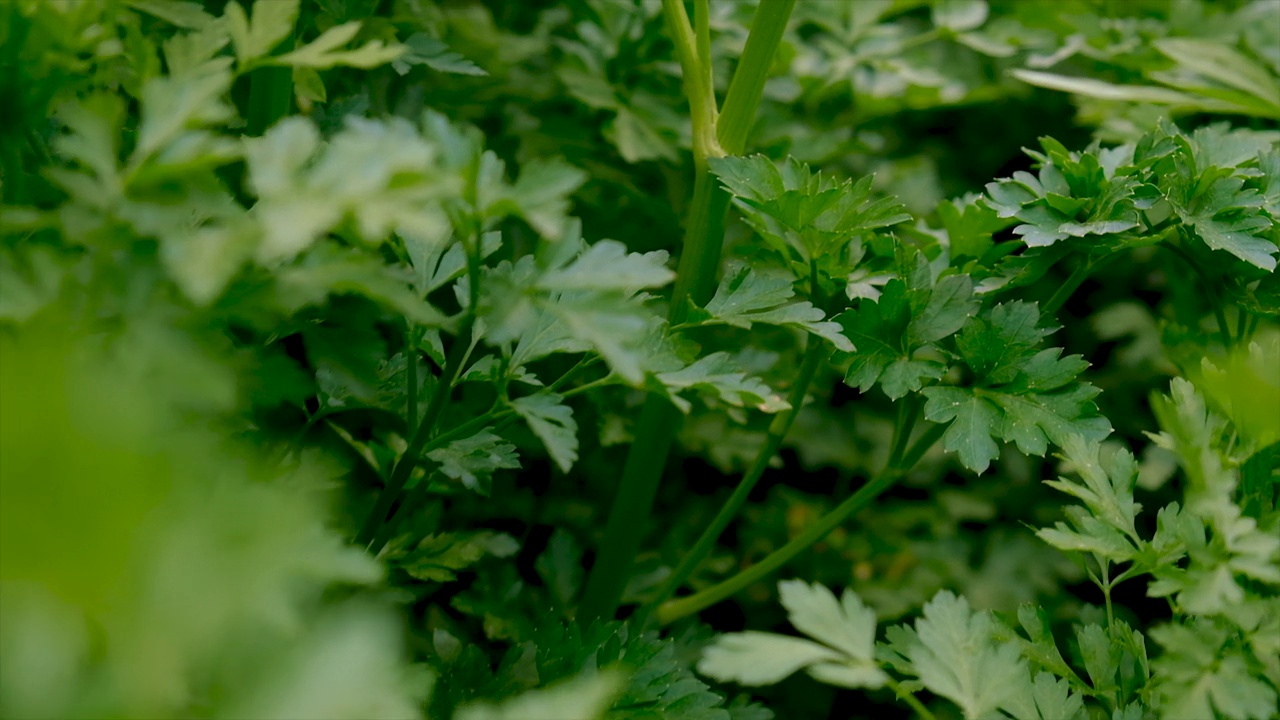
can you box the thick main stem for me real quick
[245,32,294,135]
[578,0,797,623]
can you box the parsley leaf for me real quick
[923,302,1111,473]
[698,580,887,690]
[901,591,1028,720]
[689,263,852,351]
[839,248,977,400]
[510,392,579,474]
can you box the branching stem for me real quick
[655,418,945,625]
[578,0,797,623]
[645,339,826,615]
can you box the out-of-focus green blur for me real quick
[0,311,428,719]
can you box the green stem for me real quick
[887,397,919,468]
[667,158,733,322]
[1160,240,1232,347]
[661,0,720,160]
[579,398,683,622]
[646,340,825,612]
[889,678,939,720]
[656,472,896,625]
[717,0,797,155]
[245,28,294,135]
[406,323,418,438]
[357,233,482,546]
[655,419,944,625]
[578,0,796,624]
[1041,259,1093,318]
[355,317,473,546]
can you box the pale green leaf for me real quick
[510,392,578,473]
[698,632,844,686]
[224,0,298,65]
[907,591,1028,720]
[270,22,403,69]
[456,670,624,720]
[538,241,673,294]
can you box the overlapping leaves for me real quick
[839,248,977,400]
[982,123,1280,271]
[922,302,1111,473]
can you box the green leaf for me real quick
[693,264,853,351]
[1000,672,1087,720]
[905,591,1028,720]
[654,352,786,414]
[225,0,298,65]
[1195,333,1280,452]
[134,66,235,163]
[698,632,844,686]
[504,159,588,239]
[392,34,487,77]
[457,670,625,720]
[273,243,449,326]
[1014,605,1082,688]
[1153,38,1280,113]
[426,430,520,494]
[923,302,1111,473]
[245,116,454,261]
[550,293,662,385]
[699,581,887,690]
[1011,70,1215,106]
[932,1,988,33]
[839,250,976,400]
[393,531,520,583]
[127,0,215,29]
[1151,620,1278,720]
[269,22,403,69]
[778,580,879,666]
[710,155,910,265]
[510,392,578,473]
[538,240,673,294]
[1042,436,1142,546]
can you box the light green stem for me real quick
[717,0,797,155]
[889,677,940,720]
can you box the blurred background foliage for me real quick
[1,0,1276,718]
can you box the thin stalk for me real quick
[888,678,940,720]
[656,472,898,625]
[1041,259,1092,318]
[717,0,797,155]
[356,235,483,546]
[887,397,919,468]
[647,340,825,611]
[355,317,473,546]
[1235,308,1248,344]
[1160,240,1232,347]
[655,420,945,625]
[406,323,418,438]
